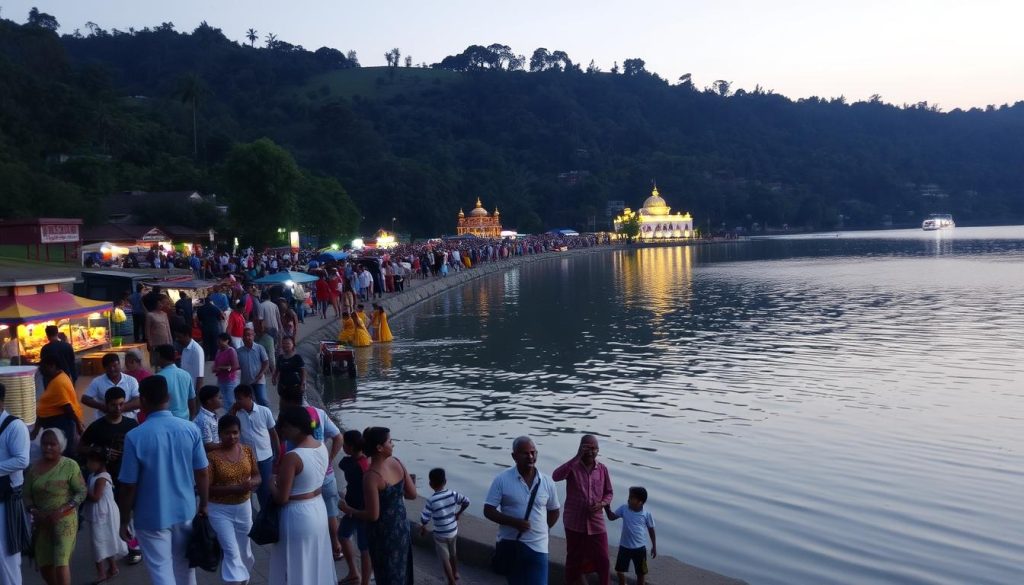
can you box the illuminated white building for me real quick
[614,186,694,240]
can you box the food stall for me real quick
[0,277,112,364]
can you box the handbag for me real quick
[186,513,222,572]
[248,501,281,545]
[490,480,541,575]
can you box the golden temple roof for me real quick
[641,186,671,216]
[469,197,489,217]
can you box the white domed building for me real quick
[614,186,694,240]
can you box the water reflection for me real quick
[329,232,1024,585]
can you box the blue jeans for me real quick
[256,457,274,511]
[507,541,548,585]
[219,380,239,413]
[251,383,269,407]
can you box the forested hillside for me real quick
[2,10,1022,242]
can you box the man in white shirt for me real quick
[0,382,31,585]
[484,436,561,585]
[173,329,205,391]
[256,293,283,343]
[82,353,140,420]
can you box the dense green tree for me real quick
[220,138,302,244]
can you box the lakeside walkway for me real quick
[23,242,747,585]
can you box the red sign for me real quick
[39,224,80,243]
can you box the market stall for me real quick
[0,278,112,364]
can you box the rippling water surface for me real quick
[326,226,1024,585]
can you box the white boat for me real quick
[922,214,955,231]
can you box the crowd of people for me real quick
[0,232,641,585]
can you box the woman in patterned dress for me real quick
[339,426,417,585]
[207,414,261,585]
[24,428,86,585]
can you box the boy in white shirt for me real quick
[192,385,221,451]
[605,486,657,585]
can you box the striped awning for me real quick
[0,292,111,325]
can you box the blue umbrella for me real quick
[252,270,320,285]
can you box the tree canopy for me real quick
[1,11,1022,243]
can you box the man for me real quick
[256,292,283,343]
[484,436,561,585]
[145,294,173,353]
[129,283,147,342]
[196,297,224,360]
[34,355,85,456]
[553,435,614,585]
[173,328,205,391]
[39,325,76,383]
[0,382,31,585]
[82,353,141,420]
[236,326,270,407]
[153,344,197,420]
[79,387,143,564]
[118,376,209,585]
[174,291,194,328]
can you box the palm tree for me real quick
[265,32,277,49]
[177,73,206,159]
[245,28,258,47]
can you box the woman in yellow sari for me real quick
[338,312,355,344]
[350,311,372,347]
[373,306,393,343]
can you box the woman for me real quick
[278,299,299,339]
[338,313,355,344]
[208,415,261,585]
[35,356,85,457]
[372,306,393,343]
[214,333,241,412]
[350,312,372,348]
[25,428,86,585]
[227,301,246,347]
[342,281,357,315]
[270,407,336,585]
[273,335,305,391]
[339,427,416,585]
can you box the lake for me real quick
[325,226,1024,585]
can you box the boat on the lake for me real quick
[922,214,955,231]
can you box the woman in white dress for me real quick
[207,414,261,585]
[83,449,127,582]
[270,406,336,585]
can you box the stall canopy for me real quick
[0,291,111,325]
[316,251,348,263]
[253,270,319,285]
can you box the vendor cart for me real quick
[319,341,356,378]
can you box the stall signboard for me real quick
[40,224,80,243]
[141,228,168,242]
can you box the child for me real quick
[419,468,470,585]
[83,449,128,582]
[606,486,657,585]
[193,385,222,451]
[230,384,279,510]
[337,430,372,585]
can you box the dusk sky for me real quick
[5,0,1022,110]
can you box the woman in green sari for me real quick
[25,427,86,585]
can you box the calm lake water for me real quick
[325,226,1024,585]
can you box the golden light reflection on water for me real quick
[613,245,694,319]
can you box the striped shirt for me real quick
[420,488,470,539]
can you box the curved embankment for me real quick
[295,244,748,585]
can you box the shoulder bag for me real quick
[490,479,541,575]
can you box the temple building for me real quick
[456,198,502,238]
[613,186,694,240]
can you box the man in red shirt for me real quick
[553,434,614,585]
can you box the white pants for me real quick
[0,502,21,585]
[208,502,254,582]
[136,521,196,585]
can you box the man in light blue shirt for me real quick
[119,375,209,585]
[154,344,197,420]
[0,382,31,585]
